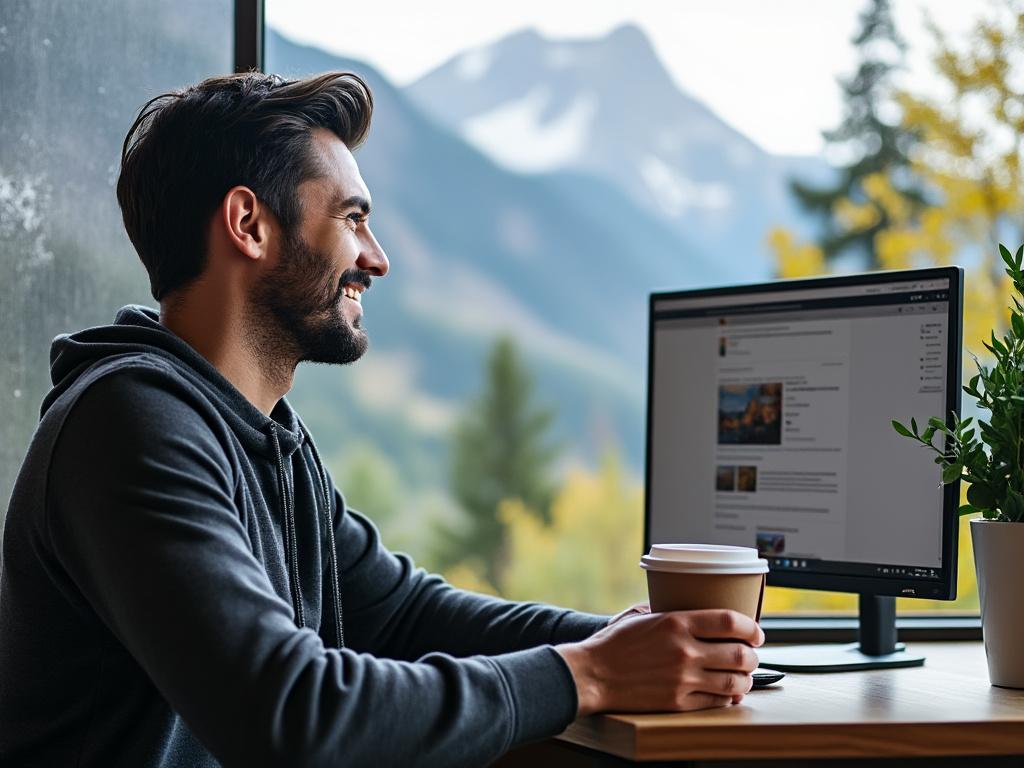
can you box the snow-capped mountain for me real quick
[408,24,829,278]
[267,29,739,476]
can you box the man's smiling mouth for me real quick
[342,284,364,303]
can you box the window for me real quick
[1,2,990,624]
[264,2,991,620]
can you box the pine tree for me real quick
[790,0,923,268]
[443,336,559,589]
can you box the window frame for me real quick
[235,0,263,72]
[762,615,981,643]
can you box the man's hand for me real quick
[555,609,764,716]
[606,603,651,627]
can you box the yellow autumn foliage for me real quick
[767,227,825,280]
[498,453,647,615]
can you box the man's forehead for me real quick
[307,129,371,210]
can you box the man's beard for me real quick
[249,232,372,366]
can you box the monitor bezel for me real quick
[643,266,964,601]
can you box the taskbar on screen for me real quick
[765,556,942,581]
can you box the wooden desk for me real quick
[498,642,1024,766]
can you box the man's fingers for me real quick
[678,692,735,712]
[694,670,753,698]
[699,640,760,674]
[680,609,764,646]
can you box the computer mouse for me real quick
[751,668,785,687]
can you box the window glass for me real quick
[0,1,232,561]
[265,2,992,617]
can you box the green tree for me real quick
[442,336,559,589]
[789,0,923,269]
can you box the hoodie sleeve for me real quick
[46,364,581,768]
[335,501,609,661]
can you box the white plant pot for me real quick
[971,518,1024,688]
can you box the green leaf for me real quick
[990,331,1008,356]
[1012,313,1024,339]
[1006,489,1024,522]
[921,426,936,443]
[941,463,962,484]
[1000,243,1014,267]
[967,482,996,509]
[892,420,914,438]
[911,417,918,435]
[959,503,980,517]
[1016,244,1023,270]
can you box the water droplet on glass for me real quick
[13,389,22,398]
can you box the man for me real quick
[0,72,762,767]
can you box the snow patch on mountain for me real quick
[545,45,576,69]
[461,86,597,173]
[456,47,492,81]
[639,154,732,217]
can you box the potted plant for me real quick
[894,243,1024,688]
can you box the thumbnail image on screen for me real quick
[737,466,758,492]
[715,465,736,491]
[717,383,782,445]
[756,531,786,557]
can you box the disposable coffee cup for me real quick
[640,544,769,620]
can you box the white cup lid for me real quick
[640,543,769,575]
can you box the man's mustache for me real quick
[340,269,373,291]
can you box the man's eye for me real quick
[347,214,365,227]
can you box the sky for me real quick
[267,0,985,158]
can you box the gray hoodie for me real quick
[0,305,607,767]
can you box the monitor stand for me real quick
[756,595,926,672]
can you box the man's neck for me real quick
[159,293,294,417]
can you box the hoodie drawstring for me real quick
[300,424,345,650]
[270,424,305,630]
[269,422,344,649]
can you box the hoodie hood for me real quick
[45,305,304,459]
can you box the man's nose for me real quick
[358,226,389,277]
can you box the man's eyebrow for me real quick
[330,194,371,216]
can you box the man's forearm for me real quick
[335,508,608,659]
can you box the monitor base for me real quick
[757,641,926,672]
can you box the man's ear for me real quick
[220,186,272,262]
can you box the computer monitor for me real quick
[645,267,963,671]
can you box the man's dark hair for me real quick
[116,71,373,301]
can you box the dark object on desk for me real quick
[751,667,785,687]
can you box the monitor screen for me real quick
[645,267,963,600]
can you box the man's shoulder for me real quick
[45,352,228,458]
[6,354,234,553]
[53,351,212,421]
